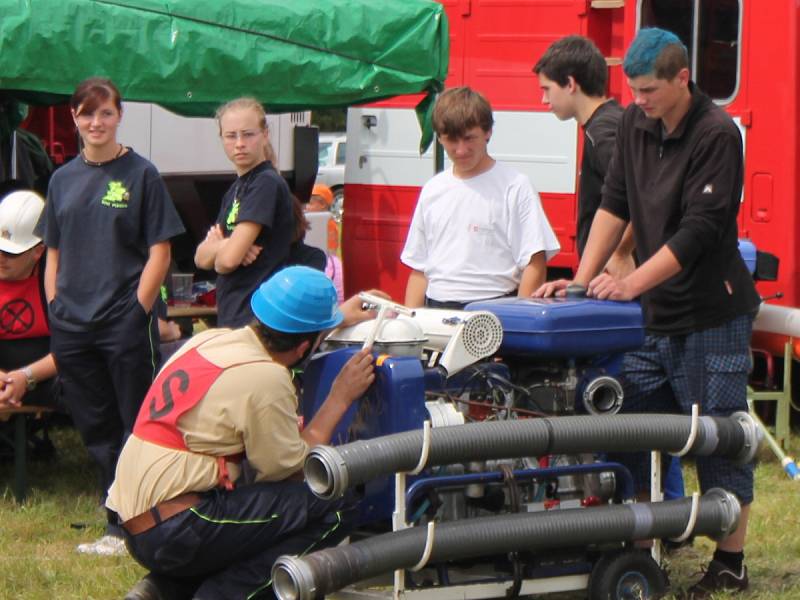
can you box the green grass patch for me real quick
[0,425,144,599]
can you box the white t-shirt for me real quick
[401,162,560,302]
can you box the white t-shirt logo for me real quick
[702,184,714,194]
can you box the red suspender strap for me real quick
[133,336,268,489]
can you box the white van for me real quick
[316,133,346,216]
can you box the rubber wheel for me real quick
[588,550,668,600]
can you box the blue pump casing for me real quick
[302,349,514,523]
[465,297,644,357]
[302,348,429,523]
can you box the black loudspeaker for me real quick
[291,126,319,202]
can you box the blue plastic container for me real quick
[738,238,757,275]
[466,297,644,358]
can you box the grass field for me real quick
[0,422,798,599]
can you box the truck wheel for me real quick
[588,550,668,600]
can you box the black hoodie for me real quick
[600,83,759,334]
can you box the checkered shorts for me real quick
[610,314,754,504]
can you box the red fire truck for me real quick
[10,1,798,310]
[342,0,798,309]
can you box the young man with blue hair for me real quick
[536,28,759,598]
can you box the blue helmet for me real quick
[251,266,343,333]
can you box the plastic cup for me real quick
[171,273,194,307]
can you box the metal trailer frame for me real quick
[328,453,668,600]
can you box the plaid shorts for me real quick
[611,314,754,504]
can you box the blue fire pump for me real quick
[290,294,760,600]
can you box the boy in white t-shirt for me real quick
[401,87,559,308]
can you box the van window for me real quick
[335,142,347,166]
[639,0,740,103]
[318,142,333,166]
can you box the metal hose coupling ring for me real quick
[304,445,349,500]
[273,554,317,600]
[731,411,762,465]
[703,487,742,540]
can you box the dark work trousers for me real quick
[124,481,359,600]
[50,307,159,534]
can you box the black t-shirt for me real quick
[39,150,184,330]
[214,161,294,328]
[577,99,623,256]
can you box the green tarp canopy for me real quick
[0,0,448,148]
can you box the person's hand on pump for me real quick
[339,289,392,326]
[532,279,573,298]
[587,272,637,301]
[604,252,636,280]
[329,348,375,407]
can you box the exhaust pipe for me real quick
[582,375,624,416]
[273,489,740,600]
[305,413,761,500]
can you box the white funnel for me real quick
[411,308,504,375]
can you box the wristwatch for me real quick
[21,366,37,391]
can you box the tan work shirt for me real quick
[106,326,307,521]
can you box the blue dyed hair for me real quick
[623,28,688,79]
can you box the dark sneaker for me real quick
[686,559,748,598]
[125,574,166,600]
[124,573,198,600]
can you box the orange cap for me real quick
[311,184,334,207]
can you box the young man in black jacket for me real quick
[535,28,759,599]
[533,35,633,275]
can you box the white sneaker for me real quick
[76,534,128,556]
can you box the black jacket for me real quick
[600,84,759,334]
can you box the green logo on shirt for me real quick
[226,199,240,232]
[101,181,130,208]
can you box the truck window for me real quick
[639,0,741,103]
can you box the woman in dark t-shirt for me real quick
[38,77,184,554]
[194,98,294,328]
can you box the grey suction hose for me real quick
[305,413,761,500]
[273,488,740,600]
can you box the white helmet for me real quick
[0,191,45,254]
